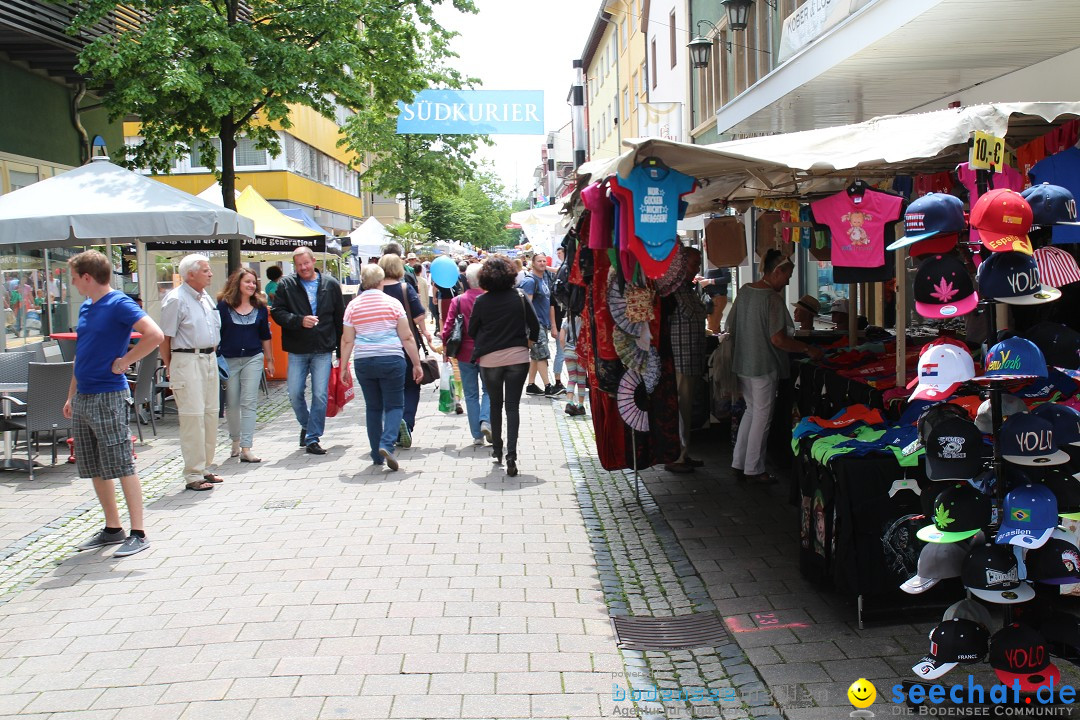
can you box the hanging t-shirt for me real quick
[1016,141,1047,184]
[1029,147,1080,244]
[616,163,696,278]
[955,162,1026,244]
[810,189,903,268]
[581,181,614,250]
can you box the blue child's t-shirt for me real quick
[618,164,696,259]
[75,291,146,394]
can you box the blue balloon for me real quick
[430,255,459,289]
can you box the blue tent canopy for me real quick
[279,208,329,238]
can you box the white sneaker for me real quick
[473,437,485,446]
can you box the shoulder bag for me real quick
[516,290,534,348]
[443,300,466,358]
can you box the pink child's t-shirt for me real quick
[810,189,904,268]
[581,182,614,250]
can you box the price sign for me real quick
[969,130,1006,171]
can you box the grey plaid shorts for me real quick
[72,390,135,480]
[529,325,551,362]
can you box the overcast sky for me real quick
[433,0,596,200]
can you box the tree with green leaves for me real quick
[386,221,431,255]
[70,0,476,271]
[418,171,515,249]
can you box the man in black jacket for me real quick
[270,246,345,455]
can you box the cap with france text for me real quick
[912,618,990,680]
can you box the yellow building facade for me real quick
[582,1,647,162]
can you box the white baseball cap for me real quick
[909,345,976,402]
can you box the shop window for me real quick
[623,89,630,124]
[234,137,268,167]
[620,19,628,52]
[189,138,223,169]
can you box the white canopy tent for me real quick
[510,199,572,257]
[348,217,390,260]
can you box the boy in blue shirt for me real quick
[64,251,164,558]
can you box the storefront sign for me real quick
[145,237,326,253]
[969,130,1007,171]
[637,102,684,143]
[777,0,873,62]
[396,90,544,135]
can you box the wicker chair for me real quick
[7,362,74,479]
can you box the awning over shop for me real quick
[0,159,254,248]
[716,0,1080,135]
[581,102,1080,214]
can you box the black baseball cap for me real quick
[962,542,1035,604]
[1024,322,1080,370]
[918,402,972,445]
[914,254,979,319]
[1041,471,1080,520]
[1025,536,1080,585]
[990,624,1061,693]
[917,484,991,543]
[912,618,990,680]
[925,417,985,482]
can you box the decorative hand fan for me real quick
[617,370,650,432]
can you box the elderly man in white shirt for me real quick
[160,254,223,491]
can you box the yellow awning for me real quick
[235,186,323,239]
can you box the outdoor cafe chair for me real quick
[6,362,74,480]
[129,348,159,441]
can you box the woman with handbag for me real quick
[442,263,491,447]
[377,254,429,448]
[468,256,540,477]
[340,263,423,471]
[216,268,274,463]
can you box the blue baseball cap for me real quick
[1032,403,1080,447]
[889,193,967,249]
[996,482,1059,549]
[999,412,1070,467]
[976,251,1061,305]
[1021,183,1080,228]
[975,337,1048,382]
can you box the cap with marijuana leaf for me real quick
[917,483,992,544]
[914,254,978,319]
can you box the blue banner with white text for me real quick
[396,90,545,135]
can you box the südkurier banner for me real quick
[396,90,544,135]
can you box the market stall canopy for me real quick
[0,158,255,248]
[348,217,389,259]
[279,208,330,238]
[579,103,1080,215]
[510,200,572,257]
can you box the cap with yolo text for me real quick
[961,542,1035,604]
[999,413,1071,467]
[976,251,1061,305]
[925,417,985,482]
[909,345,976,402]
[971,189,1034,255]
[917,483,991,543]
[901,541,968,594]
[990,624,1060,693]
[996,482,1060,549]
[912,618,990,680]
[1021,183,1080,228]
[889,193,967,249]
[914,254,979,319]
[975,337,1048,383]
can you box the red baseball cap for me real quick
[971,189,1033,255]
[909,232,960,258]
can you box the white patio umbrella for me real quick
[0,158,255,248]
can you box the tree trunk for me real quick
[220,116,240,274]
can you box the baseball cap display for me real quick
[1031,403,1080,447]
[1024,322,1080,370]
[918,403,974,446]
[971,189,1034,255]
[996,483,1060,549]
[890,193,967,249]
[975,337,1048,383]
[975,251,1061,305]
[1033,246,1080,289]
[1021,183,1080,228]
[1024,536,1080,585]
[900,541,968,594]
[961,542,1035,605]
[910,232,960,258]
[909,345,976,402]
[974,394,1028,434]
[917,484,991,543]
[999,413,1071,467]
[1041,472,1080,521]
[924,417,985,482]
[912,618,990,680]
[942,598,994,631]
[913,255,979,319]
[990,624,1060,693]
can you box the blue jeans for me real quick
[287,352,332,445]
[457,360,490,439]
[403,354,420,432]
[225,353,264,447]
[356,355,406,463]
[553,332,565,379]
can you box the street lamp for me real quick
[721,0,754,31]
[687,20,731,70]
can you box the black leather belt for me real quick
[172,347,216,354]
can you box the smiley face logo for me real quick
[848,678,876,709]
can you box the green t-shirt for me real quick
[265,280,279,298]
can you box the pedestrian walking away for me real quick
[469,255,540,477]
[340,263,424,471]
[726,249,823,483]
[443,262,491,446]
[270,246,345,456]
[378,253,429,445]
[519,252,557,397]
[217,268,274,464]
[64,250,164,557]
[160,254,224,491]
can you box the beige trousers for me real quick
[170,352,219,484]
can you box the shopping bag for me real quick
[327,360,343,418]
[335,364,355,410]
[438,361,456,413]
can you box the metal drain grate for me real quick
[262,498,301,510]
[610,612,729,651]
